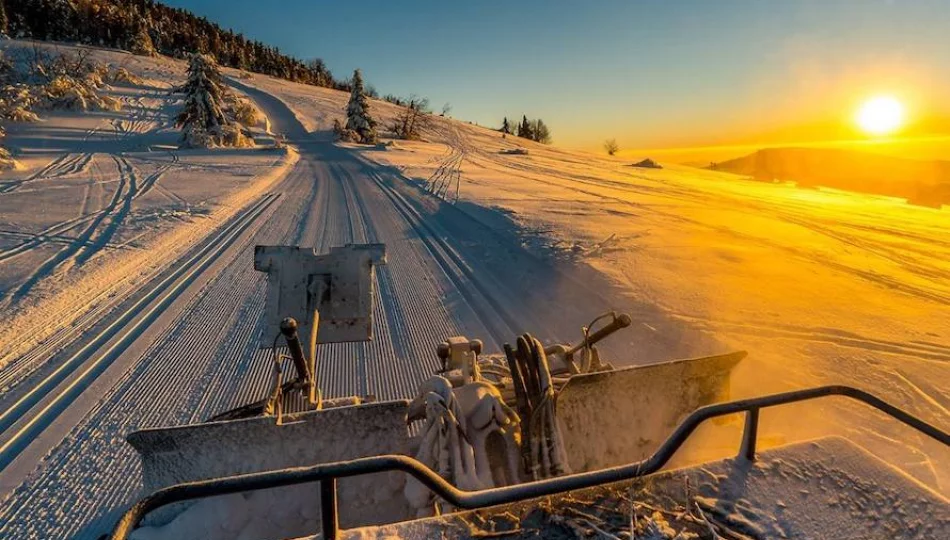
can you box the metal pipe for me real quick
[544,313,632,357]
[740,408,759,461]
[280,317,310,383]
[321,478,339,540]
[108,385,949,540]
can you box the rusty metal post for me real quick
[739,408,759,461]
[321,478,339,540]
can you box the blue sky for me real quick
[165,1,950,152]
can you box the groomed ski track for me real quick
[0,77,621,538]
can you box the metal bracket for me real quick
[254,243,387,349]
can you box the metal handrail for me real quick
[109,385,949,540]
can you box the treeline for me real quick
[500,115,551,144]
[0,0,344,90]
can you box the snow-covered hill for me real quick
[237,69,949,495]
[0,41,946,539]
[0,41,296,375]
[711,146,950,207]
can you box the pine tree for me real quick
[500,116,511,134]
[47,0,75,41]
[176,53,246,148]
[130,22,156,56]
[0,0,8,36]
[518,115,532,140]
[2,0,344,90]
[344,69,378,144]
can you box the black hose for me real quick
[504,342,533,478]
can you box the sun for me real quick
[856,96,904,136]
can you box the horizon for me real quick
[162,0,950,161]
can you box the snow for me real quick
[355,115,950,496]
[0,40,945,540]
[235,65,947,493]
[0,41,296,380]
[340,437,948,539]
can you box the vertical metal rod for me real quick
[321,478,339,540]
[739,408,759,461]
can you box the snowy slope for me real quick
[237,71,948,495]
[0,46,636,539]
[0,41,295,381]
[0,41,945,539]
[361,108,950,496]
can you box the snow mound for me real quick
[40,75,121,112]
[230,98,261,127]
[500,148,529,155]
[0,146,20,170]
[183,124,253,149]
[631,158,662,169]
[110,67,144,85]
[0,85,39,121]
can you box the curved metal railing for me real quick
[109,385,949,540]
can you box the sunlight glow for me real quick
[856,96,904,136]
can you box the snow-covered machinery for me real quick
[114,243,757,539]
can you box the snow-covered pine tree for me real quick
[130,23,156,56]
[176,53,248,148]
[344,69,377,144]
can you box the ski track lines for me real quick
[0,82,611,537]
[426,128,465,201]
[0,154,172,263]
[0,191,282,537]
[0,154,180,323]
[0,147,464,537]
[674,313,950,365]
[0,160,171,394]
[332,160,456,401]
[370,167,521,348]
[0,190,278,462]
[0,152,95,194]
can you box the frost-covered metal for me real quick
[121,244,749,539]
[254,243,386,348]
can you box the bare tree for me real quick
[531,118,552,144]
[604,138,619,156]
[441,102,451,117]
[391,95,431,140]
